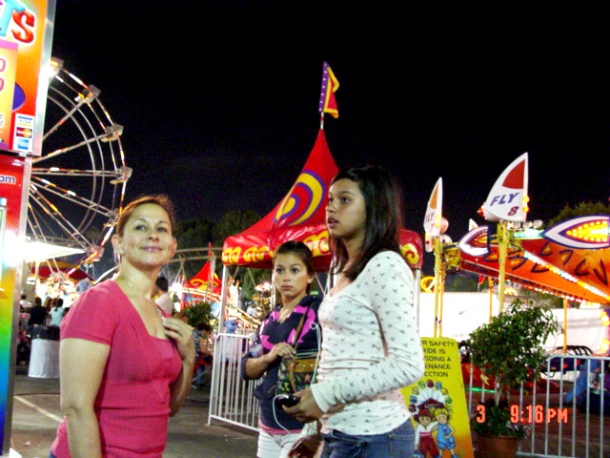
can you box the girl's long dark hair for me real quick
[330,165,405,280]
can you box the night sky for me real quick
[49,0,610,274]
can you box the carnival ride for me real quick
[27,58,129,277]
[424,154,610,398]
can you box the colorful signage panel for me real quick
[402,337,475,458]
[0,153,29,454]
[0,39,18,150]
[0,0,56,156]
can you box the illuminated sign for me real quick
[0,0,56,156]
[544,216,610,249]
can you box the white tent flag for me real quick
[423,178,443,253]
[424,177,443,236]
[481,152,529,223]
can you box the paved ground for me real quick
[8,365,259,458]
[9,366,609,458]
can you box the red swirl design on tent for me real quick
[222,129,424,270]
[273,171,327,227]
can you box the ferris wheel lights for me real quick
[102,124,123,142]
[84,247,103,264]
[31,59,128,273]
[50,57,64,69]
[76,85,100,104]
[47,58,63,82]
[111,166,132,184]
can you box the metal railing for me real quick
[207,332,262,431]
[466,353,609,457]
[209,335,609,457]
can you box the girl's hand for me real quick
[266,343,295,364]
[283,388,323,423]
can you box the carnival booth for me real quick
[207,128,424,431]
[220,129,424,325]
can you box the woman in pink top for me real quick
[50,194,195,458]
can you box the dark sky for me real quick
[49,0,610,274]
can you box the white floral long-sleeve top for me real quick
[311,251,425,435]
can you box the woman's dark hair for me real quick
[116,194,176,237]
[156,276,169,292]
[273,240,315,293]
[330,165,405,280]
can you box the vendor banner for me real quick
[0,0,56,156]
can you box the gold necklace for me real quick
[118,273,164,319]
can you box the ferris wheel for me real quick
[27,57,130,267]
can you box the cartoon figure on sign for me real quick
[414,409,439,458]
[409,379,461,458]
[434,407,457,458]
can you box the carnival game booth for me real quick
[181,260,222,307]
[206,129,424,431]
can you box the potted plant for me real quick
[466,298,560,457]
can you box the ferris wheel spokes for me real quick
[26,57,128,271]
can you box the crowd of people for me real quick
[18,164,425,458]
[19,295,70,332]
[17,293,76,367]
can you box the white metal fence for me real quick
[466,353,609,457]
[207,333,261,431]
[208,334,609,457]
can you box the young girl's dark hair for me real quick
[330,165,405,280]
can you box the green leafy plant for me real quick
[467,298,560,438]
[183,301,213,327]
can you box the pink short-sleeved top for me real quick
[51,280,182,458]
